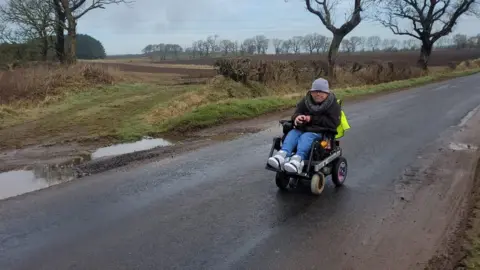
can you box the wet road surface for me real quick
[1,75,480,270]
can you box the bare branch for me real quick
[73,0,134,19]
[374,0,479,68]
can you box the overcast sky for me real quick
[2,0,480,55]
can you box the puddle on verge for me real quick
[0,165,75,200]
[90,137,173,160]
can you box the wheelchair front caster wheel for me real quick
[275,172,290,191]
[310,173,325,195]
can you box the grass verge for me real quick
[1,66,479,149]
[159,68,480,133]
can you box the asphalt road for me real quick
[1,74,480,270]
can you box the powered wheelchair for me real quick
[265,101,349,195]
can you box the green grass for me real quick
[0,82,196,148]
[158,68,480,133]
[158,96,298,133]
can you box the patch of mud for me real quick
[449,142,479,151]
[426,158,480,270]
[0,164,76,200]
[74,139,214,177]
[0,143,92,173]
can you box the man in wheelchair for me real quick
[268,78,341,174]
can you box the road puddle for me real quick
[0,165,75,200]
[90,137,173,159]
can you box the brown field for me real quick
[90,62,217,77]
[148,48,480,67]
[94,49,480,79]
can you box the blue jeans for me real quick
[281,129,322,160]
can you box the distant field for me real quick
[106,49,480,68]
[86,62,217,78]
[82,59,213,69]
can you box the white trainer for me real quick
[268,150,288,170]
[284,155,304,174]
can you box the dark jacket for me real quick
[291,93,341,134]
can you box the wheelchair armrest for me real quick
[279,120,294,134]
[279,120,293,125]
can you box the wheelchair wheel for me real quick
[275,172,290,191]
[310,173,325,195]
[332,157,348,187]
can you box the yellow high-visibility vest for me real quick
[335,99,350,139]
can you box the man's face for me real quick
[311,91,328,103]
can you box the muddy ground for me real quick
[0,109,294,175]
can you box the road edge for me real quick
[424,156,480,270]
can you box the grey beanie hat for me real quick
[309,78,330,93]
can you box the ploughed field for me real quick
[101,49,480,78]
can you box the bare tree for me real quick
[389,38,400,49]
[272,38,283,54]
[358,36,367,51]
[206,35,218,54]
[367,35,381,51]
[453,33,468,49]
[303,34,316,53]
[341,39,352,52]
[313,34,328,53]
[0,0,55,60]
[55,0,134,64]
[219,39,234,55]
[242,38,256,54]
[323,37,331,52]
[349,36,363,52]
[254,35,269,54]
[233,40,239,55]
[303,0,377,77]
[382,38,390,50]
[282,39,293,53]
[291,36,303,53]
[375,0,479,69]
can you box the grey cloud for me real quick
[80,0,240,34]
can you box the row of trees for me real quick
[0,0,132,64]
[142,33,480,60]
[141,0,480,76]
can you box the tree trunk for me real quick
[54,0,65,63]
[66,20,77,64]
[417,42,433,70]
[41,35,49,61]
[61,0,77,64]
[327,33,343,78]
